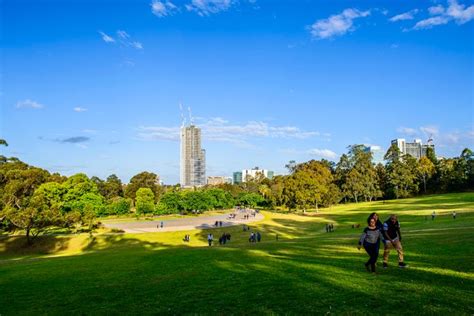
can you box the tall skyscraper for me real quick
[180,125,206,187]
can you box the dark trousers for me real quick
[364,242,379,272]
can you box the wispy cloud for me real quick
[397,126,418,136]
[56,136,90,144]
[309,8,371,39]
[16,99,44,109]
[185,0,233,16]
[137,117,326,146]
[428,5,445,15]
[98,30,143,50]
[151,0,178,17]
[420,126,439,136]
[412,0,474,30]
[307,148,338,159]
[74,107,87,112]
[99,31,115,43]
[389,9,419,22]
[413,16,450,29]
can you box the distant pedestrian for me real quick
[325,224,329,233]
[257,232,261,242]
[220,221,223,227]
[432,211,436,220]
[160,221,164,229]
[452,211,457,219]
[249,232,255,243]
[208,233,213,246]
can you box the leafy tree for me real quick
[0,139,8,146]
[103,174,124,200]
[237,192,264,208]
[125,172,162,203]
[418,156,435,193]
[135,188,155,214]
[1,188,63,244]
[106,197,132,215]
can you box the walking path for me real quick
[104,211,264,233]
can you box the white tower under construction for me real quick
[180,125,206,187]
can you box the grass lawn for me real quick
[1,192,473,314]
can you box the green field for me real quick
[1,193,474,315]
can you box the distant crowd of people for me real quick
[325,223,335,233]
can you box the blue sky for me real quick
[1,0,473,184]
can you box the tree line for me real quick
[0,138,472,243]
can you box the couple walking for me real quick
[358,213,408,273]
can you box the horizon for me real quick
[1,0,473,184]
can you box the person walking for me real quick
[367,212,384,256]
[358,217,382,273]
[432,211,436,220]
[257,232,261,242]
[383,215,408,269]
[160,221,164,229]
[453,211,457,219]
[207,233,213,246]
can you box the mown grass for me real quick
[1,193,473,315]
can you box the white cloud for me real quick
[99,30,142,50]
[428,5,445,15]
[413,16,450,29]
[420,126,439,136]
[16,99,44,109]
[397,126,418,136]
[310,8,371,39]
[185,0,233,16]
[412,0,474,30]
[446,0,474,24]
[131,41,143,49]
[307,148,338,159]
[389,9,419,22]
[137,117,325,145]
[117,30,130,39]
[151,0,178,17]
[74,107,87,112]
[99,31,115,43]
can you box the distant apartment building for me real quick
[207,176,232,186]
[180,125,206,187]
[233,171,243,184]
[363,145,385,165]
[240,167,274,183]
[391,138,434,160]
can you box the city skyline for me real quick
[1,0,473,184]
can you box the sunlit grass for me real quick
[0,192,473,314]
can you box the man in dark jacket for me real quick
[383,215,408,268]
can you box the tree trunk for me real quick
[26,227,32,245]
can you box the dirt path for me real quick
[103,211,264,233]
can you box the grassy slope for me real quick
[0,193,473,315]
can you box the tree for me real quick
[1,189,63,244]
[385,156,419,199]
[418,156,435,193]
[107,197,132,215]
[125,172,161,203]
[103,174,124,200]
[237,192,264,208]
[135,188,155,214]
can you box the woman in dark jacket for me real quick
[358,217,383,273]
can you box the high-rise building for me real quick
[391,138,434,160]
[180,125,206,187]
[233,171,243,184]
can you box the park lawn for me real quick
[0,192,473,315]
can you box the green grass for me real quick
[1,193,473,315]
